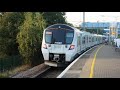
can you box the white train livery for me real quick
[41,24,104,67]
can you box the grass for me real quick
[0,52,44,78]
[0,55,23,72]
[0,64,31,78]
[0,53,30,78]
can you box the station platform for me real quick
[58,44,120,78]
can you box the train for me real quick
[41,24,106,67]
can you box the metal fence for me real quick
[0,55,22,73]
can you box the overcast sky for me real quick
[65,12,120,26]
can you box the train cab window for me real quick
[45,32,52,43]
[45,27,74,44]
[52,30,65,44]
[66,32,74,44]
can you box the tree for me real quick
[67,22,74,27]
[118,34,120,38]
[0,12,25,56]
[42,12,67,27]
[17,12,46,65]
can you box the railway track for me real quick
[36,67,66,78]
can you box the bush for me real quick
[118,35,120,38]
[17,12,46,66]
[0,12,25,56]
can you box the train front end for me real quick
[41,24,76,67]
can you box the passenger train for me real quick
[41,24,105,67]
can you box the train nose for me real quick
[55,57,59,63]
[54,54,59,61]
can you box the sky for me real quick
[65,12,120,27]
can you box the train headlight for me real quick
[43,44,47,49]
[69,45,75,50]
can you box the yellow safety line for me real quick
[89,45,104,78]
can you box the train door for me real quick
[85,35,87,49]
[84,35,87,50]
[92,36,94,46]
[77,35,81,54]
[88,35,90,48]
[86,35,89,48]
[81,34,83,51]
[82,36,86,51]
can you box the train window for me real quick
[82,37,85,44]
[66,32,74,44]
[66,33,73,37]
[87,36,88,43]
[45,32,52,44]
[45,28,74,44]
[94,37,95,41]
[84,37,86,44]
[52,29,65,44]
[79,36,81,45]
[92,37,94,42]
[89,37,91,42]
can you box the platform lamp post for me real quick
[114,16,119,38]
[116,22,119,38]
[117,23,120,38]
[102,15,120,39]
[101,15,110,43]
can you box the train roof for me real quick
[45,24,104,37]
[45,24,75,31]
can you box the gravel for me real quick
[11,63,50,78]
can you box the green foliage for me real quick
[0,12,69,74]
[42,12,67,27]
[17,12,46,66]
[0,55,23,72]
[118,34,120,38]
[0,12,25,55]
[67,23,74,27]
[0,12,68,71]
